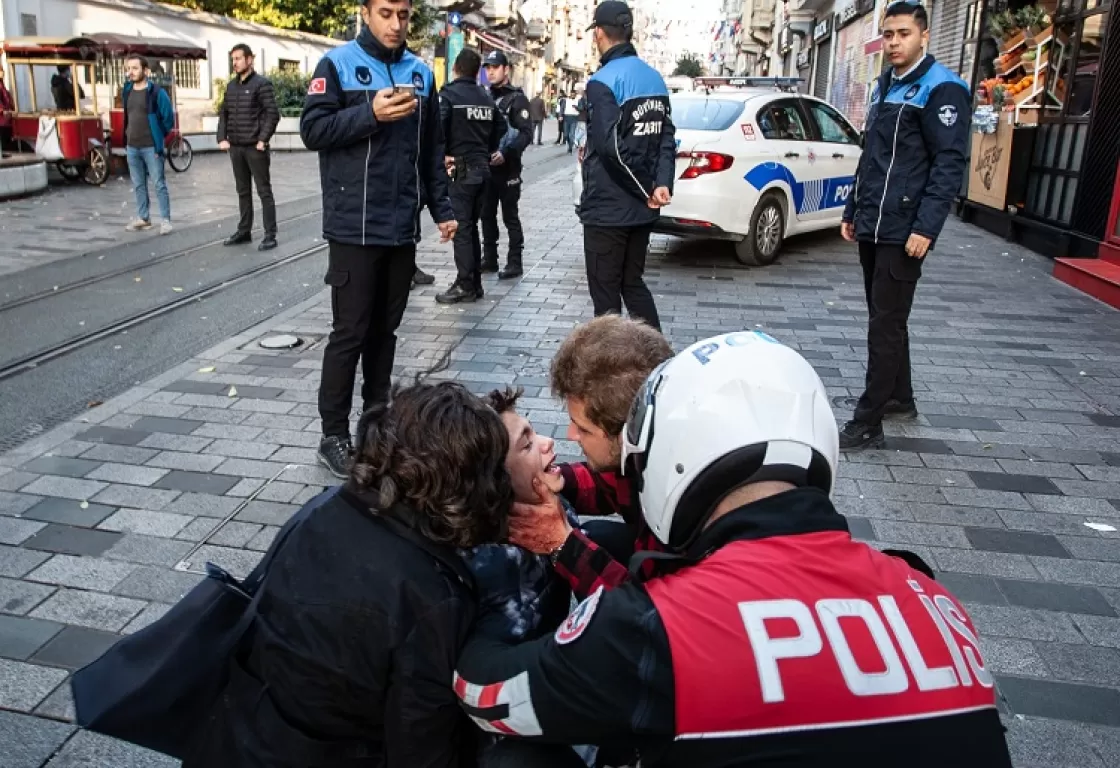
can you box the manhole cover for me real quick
[259,334,302,350]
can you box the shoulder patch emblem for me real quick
[521,109,529,120]
[355,66,372,86]
[555,585,604,645]
[904,84,920,100]
[939,104,959,127]
[308,78,327,95]
[413,71,425,90]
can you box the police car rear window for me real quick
[670,98,745,131]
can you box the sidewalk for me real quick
[1,164,1120,766]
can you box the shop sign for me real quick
[837,1,859,27]
[797,49,812,69]
[813,16,832,42]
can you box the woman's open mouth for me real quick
[544,457,561,475]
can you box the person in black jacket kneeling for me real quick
[183,381,512,768]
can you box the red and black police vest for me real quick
[645,531,996,740]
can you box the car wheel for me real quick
[735,193,785,267]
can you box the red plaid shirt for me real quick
[554,463,664,600]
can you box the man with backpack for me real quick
[481,51,532,281]
[121,55,176,235]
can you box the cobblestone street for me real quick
[1,163,1119,766]
[0,152,322,277]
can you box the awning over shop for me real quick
[471,28,527,57]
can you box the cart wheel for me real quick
[83,146,109,186]
[57,162,81,182]
[168,137,193,173]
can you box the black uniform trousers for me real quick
[482,172,524,269]
[318,241,416,438]
[854,241,919,426]
[229,144,277,238]
[451,164,490,292]
[583,224,661,332]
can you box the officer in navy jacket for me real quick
[300,0,456,478]
[839,2,970,450]
[580,1,676,333]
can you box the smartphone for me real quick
[393,84,416,97]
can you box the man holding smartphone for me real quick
[301,0,456,478]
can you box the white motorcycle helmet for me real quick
[622,330,839,551]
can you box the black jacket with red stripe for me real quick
[454,488,1012,767]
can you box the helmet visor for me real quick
[621,360,669,476]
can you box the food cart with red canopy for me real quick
[2,34,205,184]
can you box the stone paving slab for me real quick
[0,163,1119,765]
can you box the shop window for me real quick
[278,59,301,74]
[173,60,201,90]
[757,102,808,141]
[1067,11,1107,116]
[807,101,860,144]
[1044,21,1076,112]
[20,13,37,35]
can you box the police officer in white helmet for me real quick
[455,331,1012,767]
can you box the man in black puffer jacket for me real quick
[301,0,455,479]
[218,44,281,251]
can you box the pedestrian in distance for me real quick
[579,0,677,333]
[436,48,508,305]
[481,50,533,281]
[456,331,1014,768]
[218,44,281,252]
[561,92,579,152]
[554,94,566,146]
[122,55,175,236]
[301,0,456,478]
[839,0,971,450]
[529,92,547,145]
[0,69,14,152]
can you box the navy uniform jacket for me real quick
[300,28,454,247]
[843,55,971,245]
[580,43,677,229]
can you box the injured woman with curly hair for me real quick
[183,381,514,768]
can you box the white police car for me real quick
[573,78,862,266]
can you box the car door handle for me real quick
[784,152,800,158]
[833,152,846,159]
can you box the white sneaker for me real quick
[160,221,173,236]
[125,219,151,232]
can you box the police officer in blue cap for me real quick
[481,50,533,280]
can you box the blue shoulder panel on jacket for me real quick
[327,41,395,92]
[393,51,434,98]
[884,61,969,108]
[590,56,668,106]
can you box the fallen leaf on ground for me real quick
[198,366,216,373]
[228,386,238,397]
[172,287,184,293]
[1085,522,1117,533]
[87,400,103,408]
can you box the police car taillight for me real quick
[678,152,734,180]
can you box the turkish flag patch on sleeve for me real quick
[308,78,327,95]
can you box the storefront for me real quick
[958,0,1119,265]
[811,15,835,99]
[829,0,877,128]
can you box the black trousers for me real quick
[583,224,661,332]
[482,173,524,268]
[854,241,920,426]
[318,241,416,438]
[451,165,489,291]
[229,144,276,238]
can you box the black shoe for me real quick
[412,268,435,285]
[318,435,353,479]
[223,233,251,246]
[839,421,886,451]
[480,260,499,274]
[832,396,918,420]
[258,237,278,252]
[436,283,479,304]
[498,266,523,280]
[474,285,485,300]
